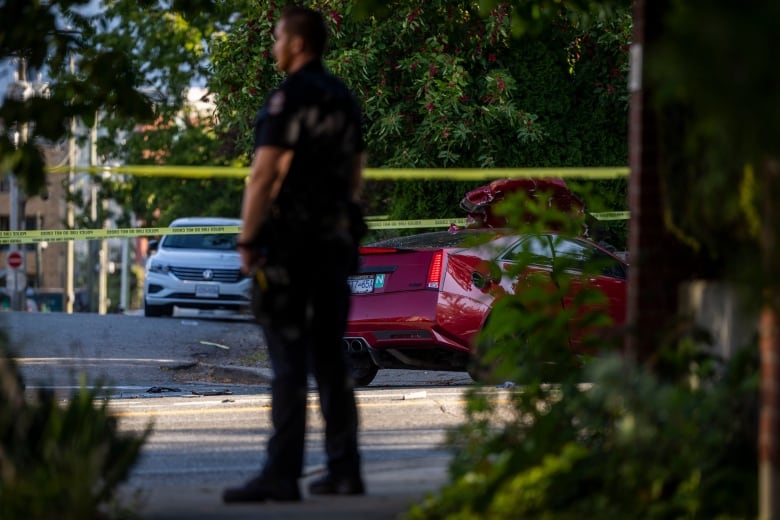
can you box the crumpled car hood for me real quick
[459,178,584,228]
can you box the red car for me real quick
[459,177,585,228]
[344,228,628,386]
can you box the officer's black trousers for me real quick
[257,247,361,481]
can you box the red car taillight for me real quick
[427,251,443,289]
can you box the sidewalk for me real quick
[135,455,450,520]
[125,362,459,519]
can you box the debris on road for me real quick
[161,361,199,371]
[146,386,183,393]
[199,340,230,350]
[191,389,233,396]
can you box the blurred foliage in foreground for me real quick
[0,334,151,519]
[404,193,758,519]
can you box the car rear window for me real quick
[501,235,627,278]
[370,230,502,249]
[162,233,237,250]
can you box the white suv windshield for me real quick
[162,233,237,250]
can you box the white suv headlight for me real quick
[148,260,171,274]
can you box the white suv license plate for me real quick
[348,275,375,294]
[195,283,220,298]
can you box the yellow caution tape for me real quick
[47,165,245,179]
[0,226,240,245]
[367,218,467,229]
[0,221,462,244]
[361,168,629,180]
[47,165,629,180]
[589,211,630,221]
[0,212,628,245]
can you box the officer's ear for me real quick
[290,34,306,55]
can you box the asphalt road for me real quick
[3,309,257,392]
[3,310,472,394]
[114,388,469,519]
[1,310,476,519]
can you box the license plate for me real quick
[195,283,219,298]
[348,275,375,294]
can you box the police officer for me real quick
[223,6,366,504]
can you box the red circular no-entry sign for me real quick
[7,251,23,269]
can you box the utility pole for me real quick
[120,223,130,312]
[35,212,42,287]
[87,181,97,313]
[92,115,109,315]
[65,54,76,314]
[7,173,26,311]
[760,160,780,520]
[119,210,136,313]
[7,58,30,311]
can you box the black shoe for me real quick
[223,475,301,503]
[308,473,365,496]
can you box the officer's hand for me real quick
[239,246,265,274]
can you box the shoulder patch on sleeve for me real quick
[267,91,285,115]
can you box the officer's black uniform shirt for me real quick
[253,61,364,243]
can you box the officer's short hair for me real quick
[280,6,328,58]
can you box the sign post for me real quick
[6,250,27,300]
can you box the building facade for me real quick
[1,145,70,310]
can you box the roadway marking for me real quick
[109,398,470,418]
[16,357,181,364]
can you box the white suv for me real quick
[143,217,251,317]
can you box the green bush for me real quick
[407,343,758,520]
[0,339,151,520]
[404,192,758,520]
